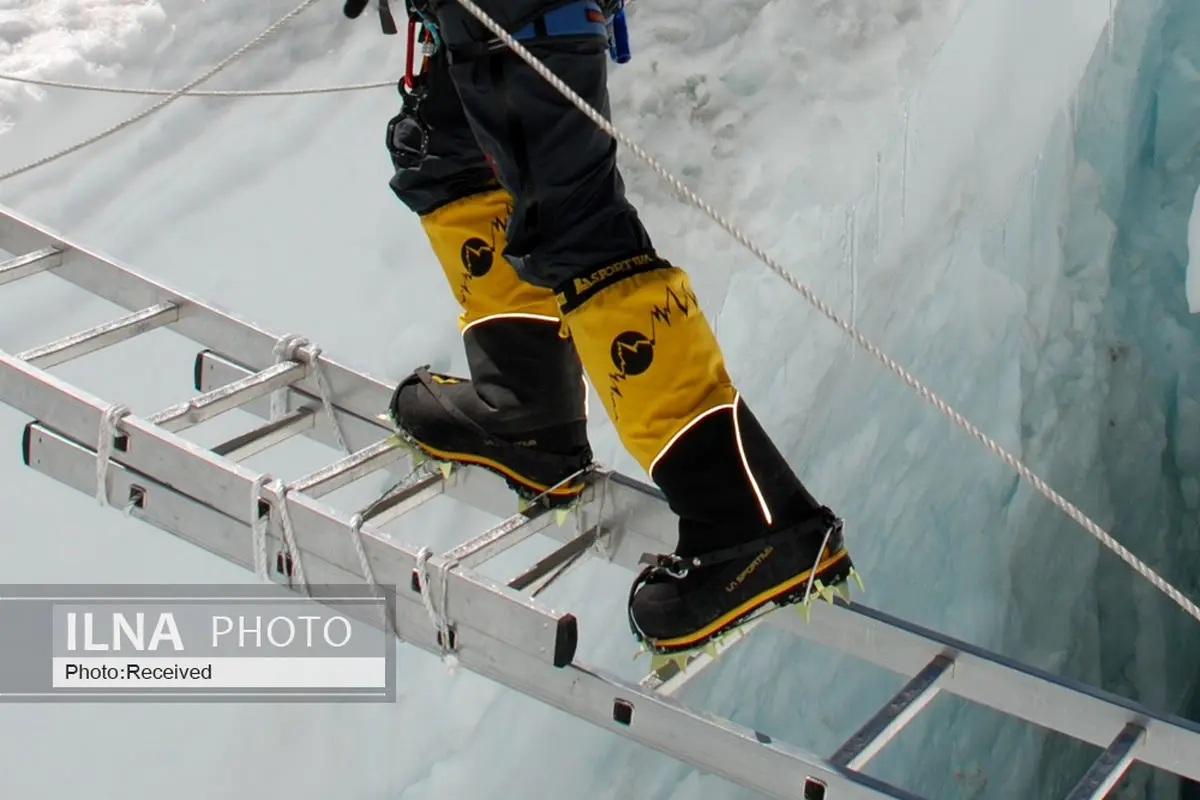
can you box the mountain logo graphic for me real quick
[460,237,494,277]
[610,331,654,376]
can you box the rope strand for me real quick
[0,0,324,184]
[451,0,1200,625]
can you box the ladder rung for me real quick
[212,407,316,461]
[291,438,408,499]
[18,302,179,369]
[1064,723,1145,800]
[508,525,601,592]
[148,360,305,433]
[830,653,954,770]
[443,505,552,569]
[360,471,444,527]
[640,614,770,696]
[0,246,60,286]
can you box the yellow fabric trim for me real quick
[419,189,560,329]
[650,545,850,649]
[562,265,736,471]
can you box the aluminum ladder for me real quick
[2,203,1199,800]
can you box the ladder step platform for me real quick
[3,203,1200,798]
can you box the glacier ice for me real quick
[1190,185,1200,313]
[1,0,1200,798]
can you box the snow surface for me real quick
[1,0,1200,798]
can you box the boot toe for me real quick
[629,578,711,641]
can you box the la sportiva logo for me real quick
[456,203,510,302]
[460,237,494,277]
[610,331,653,376]
[605,280,697,420]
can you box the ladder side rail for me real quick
[780,603,1200,781]
[24,420,922,800]
[199,351,1200,781]
[0,209,64,260]
[27,419,572,668]
[1,359,576,670]
[28,420,541,658]
[194,352,1200,778]
[24,424,257,569]
[0,207,392,426]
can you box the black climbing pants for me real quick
[386,0,655,291]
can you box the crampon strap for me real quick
[636,508,841,579]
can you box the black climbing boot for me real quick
[389,315,593,504]
[626,400,853,652]
[557,258,854,652]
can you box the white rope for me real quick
[95,403,131,506]
[347,512,383,590]
[0,0,323,185]
[248,472,307,590]
[270,333,352,455]
[250,474,272,581]
[0,73,393,97]
[414,547,460,669]
[347,512,401,639]
[454,0,1200,625]
[273,480,309,591]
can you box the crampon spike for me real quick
[850,566,865,592]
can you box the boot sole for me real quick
[400,434,590,508]
[643,545,854,655]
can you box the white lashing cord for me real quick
[347,512,400,639]
[414,547,460,670]
[271,333,352,455]
[250,474,272,581]
[250,473,308,591]
[95,403,131,506]
[452,0,1200,626]
[246,332,357,589]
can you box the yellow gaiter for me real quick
[419,188,561,328]
[558,257,737,472]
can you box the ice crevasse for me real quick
[668,0,1200,796]
[0,0,1198,797]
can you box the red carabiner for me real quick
[403,16,418,91]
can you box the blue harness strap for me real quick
[512,0,609,40]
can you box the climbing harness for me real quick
[384,7,439,170]
[600,0,632,63]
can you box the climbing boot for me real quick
[389,188,593,504]
[557,255,854,652]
